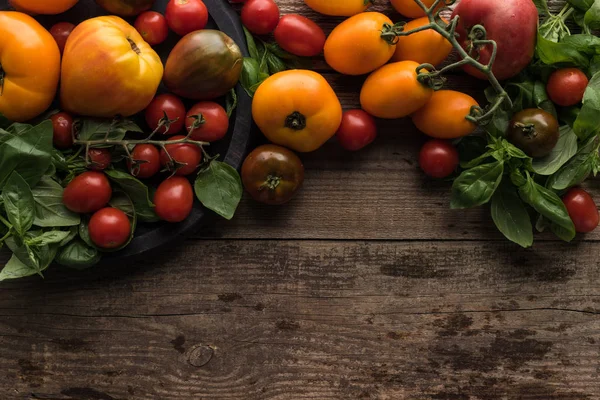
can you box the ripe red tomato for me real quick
[88,207,131,249]
[335,109,377,151]
[63,171,112,214]
[88,148,112,171]
[160,135,203,176]
[134,11,169,46]
[49,22,75,54]
[241,0,280,35]
[562,188,599,233]
[145,94,186,135]
[154,176,194,222]
[419,139,459,179]
[547,68,589,107]
[274,14,326,57]
[129,144,161,178]
[165,0,209,36]
[50,112,74,149]
[186,101,229,142]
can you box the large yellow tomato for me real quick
[392,17,452,66]
[60,16,163,118]
[412,90,479,139]
[252,70,343,153]
[390,0,441,18]
[304,0,371,16]
[360,61,433,119]
[9,0,78,15]
[0,12,60,122]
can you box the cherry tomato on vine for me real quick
[186,102,230,142]
[88,148,112,171]
[50,112,74,149]
[49,22,75,54]
[63,171,112,214]
[562,188,599,234]
[507,109,559,158]
[419,139,459,179]
[274,14,326,57]
[134,11,169,46]
[154,176,194,222]
[547,68,589,107]
[88,207,131,249]
[145,94,186,135]
[335,109,377,151]
[241,0,280,35]
[129,144,161,178]
[165,0,209,36]
[160,135,203,176]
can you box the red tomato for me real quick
[145,94,186,135]
[547,68,589,107]
[88,148,112,171]
[419,139,459,179]
[186,101,229,142]
[88,207,131,249]
[165,0,209,36]
[160,135,203,176]
[241,0,280,35]
[335,109,377,151]
[134,11,169,46]
[154,176,194,222]
[49,22,75,54]
[562,188,599,233]
[274,14,326,57]
[63,171,112,214]
[129,144,161,178]
[50,112,74,149]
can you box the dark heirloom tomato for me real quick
[95,0,155,16]
[63,171,112,214]
[154,177,194,222]
[88,207,131,249]
[274,14,326,57]
[506,109,559,158]
[562,188,599,234]
[241,144,305,205]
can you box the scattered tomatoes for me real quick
[134,11,169,46]
[49,22,75,54]
[50,112,74,149]
[129,144,161,178]
[336,110,377,151]
[547,68,589,107]
[186,102,230,142]
[88,207,132,249]
[563,188,599,233]
[274,14,326,57]
[88,148,112,171]
[145,94,186,135]
[154,176,194,222]
[412,90,479,139]
[63,171,112,214]
[241,0,280,35]
[160,135,203,176]
[419,140,459,179]
[165,0,209,36]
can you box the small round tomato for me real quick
[134,11,169,46]
[336,110,377,151]
[160,135,203,176]
[547,68,589,107]
[50,112,74,149]
[241,0,280,35]
[186,102,229,142]
[128,144,161,178]
[145,94,186,135]
[507,109,559,158]
[274,14,326,57]
[241,144,304,205]
[88,207,131,249]
[392,17,452,66]
[563,188,599,233]
[165,0,209,36]
[88,148,112,171]
[49,22,75,54]
[390,0,440,18]
[63,171,112,214]
[304,0,371,16]
[154,176,194,222]
[412,90,479,139]
[419,139,459,179]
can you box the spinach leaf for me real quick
[105,169,159,222]
[31,176,80,227]
[450,161,505,209]
[78,118,142,142]
[491,183,534,248]
[2,172,35,236]
[55,239,101,269]
[0,255,38,282]
[573,71,600,140]
[194,161,243,220]
[532,125,578,175]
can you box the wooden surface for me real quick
[2,1,600,399]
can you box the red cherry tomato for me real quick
[547,68,589,107]
[241,0,280,35]
[160,135,203,176]
[88,207,131,249]
[562,188,599,233]
[165,0,209,36]
[154,176,194,222]
[129,144,161,179]
[419,139,459,179]
[134,11,169,46]
[274,14,326,57]
[50,112,74,149]
[186,101,230,142]
[88,148,112,171]
[63,171,112,214]
[145,94,186,135]
[335,109,377,151]
[49,22,75,54]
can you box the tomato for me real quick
[0,12,61,122]
[412,90,479,139]
[154,176,194,222]
[63,171,112,214]
[507,109,559,158]
[324,12,397,76]
[390,0,440,18]
[50,22,75,54]
[361,61,433,119]
[145,94,186,135]
[392,17,452,66]
[241,144,305,205]
[303,0,371,16]
[419,140,459,179]
[134,11,169,46]
[88,207,131,249]
[9,0,78,14]
[252,70,343,153]
[547,68,589,107]
[336,110,377,151]
[160,135,203,176]
[274,14,326,57]
[51,112,74,150]
[60,16,163,118]
[241,0,280,35]
[95,0,155,16]
[129,144,161,178]
[165,0,209,36]
[563,188,599,233]
[88,148,112,171]
[186,102,229,142]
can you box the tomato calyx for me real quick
[285,111,306,131]
[261,174,282,191]
[127,38,141,55]
[380,22,406,45]
[465,24,488,59]
[188,113,207,130]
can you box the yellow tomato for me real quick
[412,90,479,138]
[9,0,78,15]
[252,70,343,153]
[304,0,372,16]
[390,0,441,18]
[392,17,452,66]
[360,61,433,119]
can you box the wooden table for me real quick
[1,1,599,399]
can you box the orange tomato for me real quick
[0,12,60,122]
[304,0,372,16]
[9,0,78,14]
[360,61,433,119]
[412,90,479,139]
[252,70,343,153]
[390,0,441,18]
[392,17,452,66]
[324,12,397,76]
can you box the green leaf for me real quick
[6,237,58,275]
[491,183,534,248]
[536,33,590,68]
[60,226,78,247]
[194,161,243,220]
[7,123,34,136]
[549,137,597,190]
[240,57,262,97]
[450,161,505,209]
[55,239,101,269]
[533,0,550,15]
[105,169,159,222]
[31,176,80,227]
[266,52,287,75]
[0,113,10,129]
[0,255,38,281]
[2,172,35,236]
[78,118,142,142]
[243,26,259,60]
[25,230,71,246]
[79,218,95,248]
[573,71,600,140]
[532,125,578,175]
[584,0,600,29]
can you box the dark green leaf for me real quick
[240,57,262,97]
[243,26,259,60]
[450,161,505,209]
[533,0,550,15]
[456,135,488,165]
[25,230,71,246]
[549,137,597,190]
[536,33,590,68]
[2,171,35,236]
[79,218,95,248]
[194,161,243,220]
[491,183,534,248]
[104,169,158,222]
[573,71,600,140]
[0,113,10,129]
[584,0,600,29]
[7,123,34,136]
[60,226,78,247]
[267,52,287,75]
[55,239,101,269]
[78,118,141,142]
[6,237,57,275]
[532,125,578,175]
[31,176,80,227]
[0,255,38,281]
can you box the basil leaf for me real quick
[450,161,505,209]
[7,123,34,136]
[241,57,261,97]
[79,217,95,248]
[56,239,101,269]
[60,226,79,247]
[532,125,578,175]
[105,169,158,222]
[533,0,550,15]
[536,33,590,68]
[568,0,595,11]
[491,183,534,248]
[0,255,38,282]
[25,230,71,246]
[243,26,259,60]
[584,0,600,29]
[456,136,488,165]
[573,71,600,140]
[6,237,57,275]
[267,52,287,75]
[2,172,35,236]
[31,176,80,227]
[194,161,243,220]
[549,137,597,190]
[78,118,141,142]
